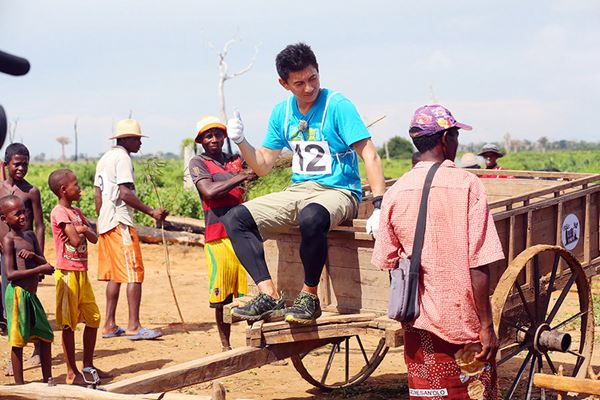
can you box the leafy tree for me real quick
[379,136,414,159]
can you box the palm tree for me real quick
[56,136,71,162]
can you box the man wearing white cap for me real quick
[94,119,168,340]
[188,116,256,351]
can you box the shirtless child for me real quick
[0,143,45,372]
[0,195,54,384]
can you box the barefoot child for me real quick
[0,195,54,384]
[0,143,45,371]
[48,169,110,385]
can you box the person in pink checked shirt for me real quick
[372,105,505,400]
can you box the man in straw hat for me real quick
[459,152,481,169]
[372,104,504,399]
[94,118,168,340]
[479,143,510,178]
[188,116,256,351]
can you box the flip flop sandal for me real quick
[127,327,163,341]
[102,326,126,339]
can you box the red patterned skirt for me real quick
[403,327,497,400]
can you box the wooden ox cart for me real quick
[3,169,597,400]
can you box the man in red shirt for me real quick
[373,105,505,399]
[189,116,256,351]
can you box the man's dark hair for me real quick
[5,142,29,163]
[411,129,444,153]
[48,168,73,196]
[411,127,459,153]
[276,43,319,82]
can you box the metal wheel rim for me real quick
[291,335,389,391]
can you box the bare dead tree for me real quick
[73,118,79,161]
[8,118,18,144]
[56,136,71,162]
[208,36,260,153]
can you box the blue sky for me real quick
[1,0,599,158]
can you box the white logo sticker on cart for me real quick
[561,213,580,251]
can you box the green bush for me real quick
[23,149,599,229]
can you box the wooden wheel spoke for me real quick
[504,351,533,400]
[546,273,577,325]
[542,253,560,316]
[515,284,536,324]
[543,352,558,375]
[501,316,529,334]
[533,255,540,323]
[498,342,529,365]
[320,343,338,384]
[566,349,584,359]
[551,310,588,331]
[355,335,370,365]
[494,246,593,396]
[525,354,537,400]
[344,338,350,384]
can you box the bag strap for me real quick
[409,162,441,275]
[405,162,441,318]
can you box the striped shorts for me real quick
[98,224,145,283]
[204,237,247,307]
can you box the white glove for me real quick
[366,208,381,236]
[226,110,245,144]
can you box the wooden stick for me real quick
[0,383,214,400]
[104,340,333,394]
[143,158,188,333]
[534,373,600,395]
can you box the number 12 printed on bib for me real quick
[290,141,332,175]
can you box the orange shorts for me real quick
[98,224,144,283]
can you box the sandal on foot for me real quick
[102,326,126,339]
[127,328,163,341]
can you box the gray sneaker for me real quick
[232,292,285,322]
[285,292,321,324]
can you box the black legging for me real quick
[222,203,331,287]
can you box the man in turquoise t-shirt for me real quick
[222,43,385,324]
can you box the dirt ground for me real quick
[0,242,598,399]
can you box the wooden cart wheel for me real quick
[491,245,594,400]
[290,335,389,391]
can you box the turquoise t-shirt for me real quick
[262,88,370,201]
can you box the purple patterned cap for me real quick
[409,104,472,138]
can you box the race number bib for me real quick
[289,141,332,175]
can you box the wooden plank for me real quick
[385,325,404,348]
[488,175,600,210]
[508,215,515,262]
[160,216,205,235]
[590,192,600,261]
[0,383,213,399]
[534,373,600,395]
[556,200,564,275]
[585,193,591,264]
[135,225,205,247]
[104,340,333,394]
[222,297,250,324]
[262,322,370,345]
[471,169,597,180]
[492,185,599,221]
[259,313,376,333]
[247,320,264,347]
